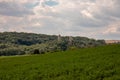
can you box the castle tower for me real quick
[58,34,61,42]
[68,36,73,45]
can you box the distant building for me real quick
[58,34,61,42]
[68,36,73,45]
[105,40,120,44]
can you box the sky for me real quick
[0,0,120,40]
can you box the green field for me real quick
[0,44,120,80]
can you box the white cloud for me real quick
[32,22,42,27]
[0,1,34,17]
[103,21,120,34]
[0,0,120,39]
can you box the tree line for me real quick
[0,32,105,56]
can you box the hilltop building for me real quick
[68,36,73,46]
[58,34,61,42]
[105,40,120,44]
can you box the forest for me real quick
[0,32,105,56]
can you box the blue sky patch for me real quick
[44,0,59,6]
[25,2,39,9]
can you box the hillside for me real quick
[0,32,105,56]
[0,44,120,80]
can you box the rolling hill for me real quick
[0,44,120,80]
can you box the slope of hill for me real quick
[0,44,120,80]
[0,32,105,56]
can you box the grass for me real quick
[0,44,120,80]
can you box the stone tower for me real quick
[68,36,73,46]
[58,34,61,42]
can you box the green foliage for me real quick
[0,32,57,45]
[0,32,105,56]
[0,44,120,80]
[57,41,68,51]
[0,48,25,56]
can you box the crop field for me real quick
[0,44,120,80]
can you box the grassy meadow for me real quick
[0,44,120,80]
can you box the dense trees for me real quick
[0,32,105,56]
[0,32,57,45]
[0,48,25,56]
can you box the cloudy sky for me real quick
[0,0,120,39]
